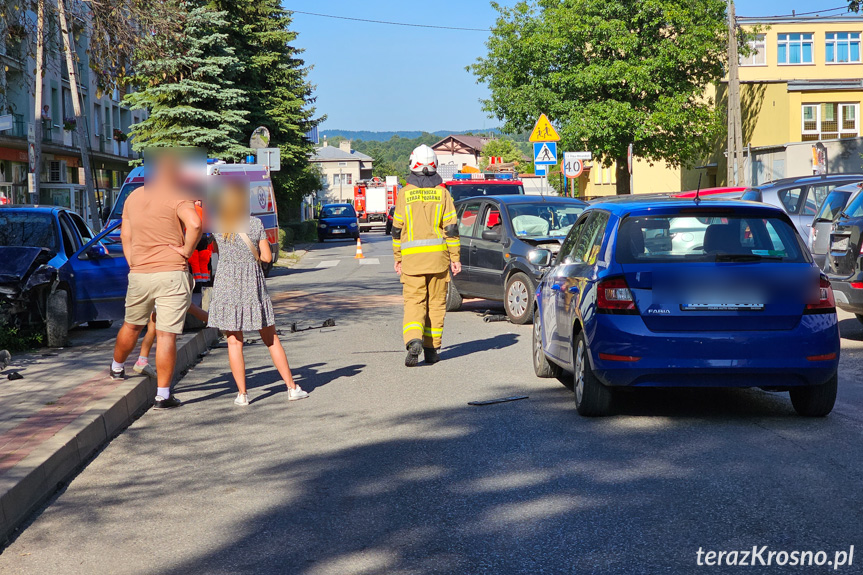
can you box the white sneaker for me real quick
[288,385,309,401]
[133,362,156,378]
[234,393,249,406]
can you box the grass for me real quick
[0,323,44,352]
[275,250,304,268]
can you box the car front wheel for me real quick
[445,278,462,312]
[789,372,837,417]
[573,332,614,416]
[532,312,561,378]
[505,272,534,324]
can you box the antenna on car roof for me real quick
[694,172,703,205]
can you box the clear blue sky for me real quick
[286,1,855,133]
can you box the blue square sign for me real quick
[533,142,558,165]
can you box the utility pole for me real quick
[727,0,744,186]
[30,0,45,203]
[57,0,98,229]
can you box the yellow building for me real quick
[582,14,863,197]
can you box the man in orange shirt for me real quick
[109,152,202,409]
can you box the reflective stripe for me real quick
[392,240,402,247]
[445,238,461,247]
[401,238,445,250]
[405,204,413,242]
[402,244,448,256]
[393,213,404,222]
[434,204,442,237]
[423,327,443,336]
[403,322,424,334]
[443,210,457,222]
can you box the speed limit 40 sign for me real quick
[563,152,589,178]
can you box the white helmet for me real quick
[409,144,438,175]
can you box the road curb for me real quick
[0,327,219,544]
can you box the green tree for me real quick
[479,138,526,169]
[470,0,728,194]
[209,0,322,217]
[123,2,248,159]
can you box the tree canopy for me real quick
[479,138,526,170]
[470,0,728,194]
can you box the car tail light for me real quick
[851,282,863,289]
[266,228,278,245]
[805,276,836,313]
[597,277,637,312]
[267,193,273,212]
[598,353,641,362]
[807,352,837,361]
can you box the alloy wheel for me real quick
[575,339,586,405]
[508,280,529,318]
[533,318,543,368]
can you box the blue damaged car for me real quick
[0,207,128,347]
[531,197,840,417]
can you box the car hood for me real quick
[0,247,56,284]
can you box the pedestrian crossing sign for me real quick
[533,141,558,165]
[529,114,561,142]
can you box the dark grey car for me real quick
[447,195,586,324]
[809,183,862,269]
[741,174,863,240]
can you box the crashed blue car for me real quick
[0,206,128,347]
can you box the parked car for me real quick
[444,173,525,202]
[809,183,862,269]
[741,174,863,239]
[0,207,128,347]
[447,195,587,323]
[672,186,747,199]
[532,197,839,417]
[318,204,360,241]
[824,189,863,322]
[385,206,395,236]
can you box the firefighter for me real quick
[392,144,462,367]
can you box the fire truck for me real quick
[353,176,398,231]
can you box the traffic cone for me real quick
[354,237,365,259]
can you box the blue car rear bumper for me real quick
[588,313,840,388]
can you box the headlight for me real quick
[318,223,327,229]
[350,222,357,228]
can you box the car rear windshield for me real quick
[842,189,863,218]
[615,212,807,264]
[321,206,356,218]
[507,202,584,238]
[815,190,854,221]
[448,184,524,201]
[741,189,762,202]
[0,213,58,252]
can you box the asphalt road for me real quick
[2,232,863,575]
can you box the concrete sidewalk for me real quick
[0,324,218,543]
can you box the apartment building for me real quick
[0,2,142,215]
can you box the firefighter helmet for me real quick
[409,144,438,175]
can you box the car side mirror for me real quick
[528,249,552,267]
[85,244,108,259]
[481,228,502,242]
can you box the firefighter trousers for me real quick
[401,271,448,349]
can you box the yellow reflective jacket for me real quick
[392,184,460,275]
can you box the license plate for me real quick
[332,229,345,234]
[832,237,849,251]
[681,303,764,311]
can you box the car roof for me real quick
[1,205,64,214]
[322,203,353,207]
[454,195,587,205]
[587,196,785,215]
[750,173,863,190]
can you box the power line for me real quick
[286,9,489,32]
[739,6,850,19]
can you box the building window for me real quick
[802,103,859,141]
[740,34,766,66]
[332,173,352,186]
[825,32,861,63]
[778,33,813,64]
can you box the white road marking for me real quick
[315,260,340,268]
[358,258,380,265]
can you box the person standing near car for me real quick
[392,144,462,366]
[109,150,202,409]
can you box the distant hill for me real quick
[319,129,501,142]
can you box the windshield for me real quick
[616,213,807,264]
[815,190,853,221]
[448,184,524,201]
[0,212,58,252]
[507,202,584,237]
[843,189,863,218]
[108,181,143,221]
[321,205,356,218]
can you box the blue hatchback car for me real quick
[531,198,840,417]
[318,204,360,241]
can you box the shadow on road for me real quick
[443,333,519,361]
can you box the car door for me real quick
[455,200,482,295]
[469,202,507,299]
[67,220,129,323]
[801,183,840,240]
[554,211,609,369]
[776,186,808,237]
[542,214,588,363]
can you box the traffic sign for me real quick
[0,114,12,132]
[256,147,280,171]
[563,155,584,178]
[529,114,560,143]
[533,142,557,165]
[568,151,592,161]
[534,165,547,176]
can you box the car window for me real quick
[815,190,853,221]
[569,212,608,264]
[777,187,805,214]
[808,184,838,215]
[458,201,482,237]
[321,205,356,217]
[615,213,807,263]
[109,181,143,221]
[68,211,95,242]
[0,212,59,252]
[507,202,585,238]
[58,213,80,257]
[741,189,762,202]
[481,205,502,233]
[844,190,863,218]
[558,214,590,264]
